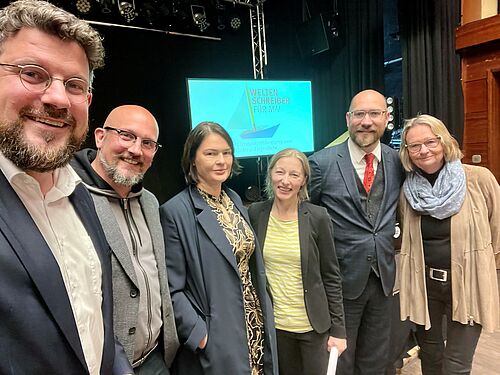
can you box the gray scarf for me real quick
[403,160,466,219]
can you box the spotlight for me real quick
[118,1,137,22]
[191,5,210,32]
[229,15,242,30]
[385,96,400,131]
[75,0,92,14]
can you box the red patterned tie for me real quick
[363,153,375,193]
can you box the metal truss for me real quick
[249,2,267,79]
[222,0,268,79]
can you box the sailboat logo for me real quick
[227,86,280,139]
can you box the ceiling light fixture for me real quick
[118,0,137,22]
[191,4,210,32]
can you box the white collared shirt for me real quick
[347,138,382,182]
[0,152,104,375]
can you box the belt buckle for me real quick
[429,267,447,282]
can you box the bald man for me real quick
[309,90,404,374]
[71,105,179,374]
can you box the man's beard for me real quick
[99,152,144,188]
[349,127,380,149]
[0,117,87,173]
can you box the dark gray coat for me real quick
[309,141,403,299]
[71,149,179,367]
[160,185,278,375]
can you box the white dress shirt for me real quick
[347,138,382,182]
[0,153,104,375]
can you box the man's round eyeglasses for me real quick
[349,110,387,120]
[0,63,91,104]
[104,126,162,152]
[405,137,441,153]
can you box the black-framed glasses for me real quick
[405,137,441,153]
[104,126,162,152]
[349,110,387,120]
[0,63,91,104]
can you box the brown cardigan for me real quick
[398,164,500,332]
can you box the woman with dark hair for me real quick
[398,114,500,374]
[160,122,278,375]
[248,148,346,375]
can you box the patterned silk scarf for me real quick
[403,160,466,219]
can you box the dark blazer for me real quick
[309,141,403,299]
[248,200,346,338]
[160,185,278,375]
[0,172,131,374]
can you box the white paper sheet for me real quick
[326,346,339,375]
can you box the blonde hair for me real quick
[400,114,463,172]
[264,148,310,202]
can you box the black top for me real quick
[420,166,452,269]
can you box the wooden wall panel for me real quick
[463,112,488,143]
[461,44,500,80]
[461,143,489,166]
[457,15,500,182]
[463,80,488,113]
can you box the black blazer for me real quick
[0,172,131,374]
[248,200,345,338]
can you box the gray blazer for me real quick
[248,200,346,338]
[160,185,278,375]
[309,141,403,299]
[91,190,179,367]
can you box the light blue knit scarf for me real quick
[403,160,466,219]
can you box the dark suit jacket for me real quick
[0,172,131,374]
[160,185,278,375]
[309,141,403,299]
[248,200,346,338]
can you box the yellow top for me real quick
[263,214,312,332]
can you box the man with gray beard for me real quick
[71,104,179,375]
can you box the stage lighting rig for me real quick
[75,0,92,14]
[118,0,137,22]
[191,4,210,32]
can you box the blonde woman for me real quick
[399,114,500,374]
[249,148,346,375]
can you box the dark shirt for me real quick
[420,166,452,269]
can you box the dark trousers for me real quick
[135,346,170,375]
[385,293,416,375]
[416,276,482,375]
[276,329,329,375]
[337,272,392,375]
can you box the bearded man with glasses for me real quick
[0,0,132,374]
[71,105,180,374]
[309,89,404,374]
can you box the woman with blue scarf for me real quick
[398,114,499,375]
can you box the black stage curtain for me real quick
[399,0,463,144]
[45,0,386,202]
[301,0,385,148]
